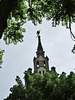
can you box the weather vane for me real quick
[36,30,41,37]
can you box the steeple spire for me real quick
[33,30,49,74]
[36,31,44,57]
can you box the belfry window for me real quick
[43,71,44,75]
[39,71,41,74]
[37,61,39,67]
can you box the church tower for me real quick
[33,31,49,75]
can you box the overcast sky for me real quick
[0,19,75,100]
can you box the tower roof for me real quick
[36,31,45,57]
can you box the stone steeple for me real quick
[36,35,45,57]
[33,31,49,75]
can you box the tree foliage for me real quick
[2,0,75,45]
[4,69,75,100]
[72,45,75,54]
[0,49,4,68]
[3,0,27,45]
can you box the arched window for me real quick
[37,61,39,67]
[43,71,44,75]
[39,71,41,74]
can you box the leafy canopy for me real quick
[0,49,4,68]
[3,0,75,45]
[4,69,75,100]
